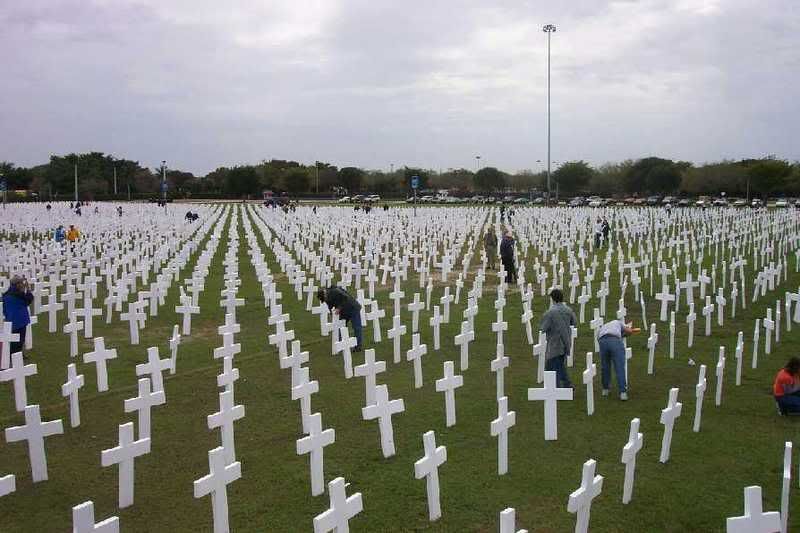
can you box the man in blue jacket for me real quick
[2,275,34,355]
[317,286,363,352]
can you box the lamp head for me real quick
[543,24,557,33]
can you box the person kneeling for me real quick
[774,357,800,415]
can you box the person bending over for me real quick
[317,286,363,352]
[774,357,800,415]
[597,319,641,401]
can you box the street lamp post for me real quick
[74,163,78,203]
[161,160,167,209]
[315,161,320,194]
[543,24,556,204]
[113,165,118,196]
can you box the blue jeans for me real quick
[777,394,800,415]
[346,312,364,348]
[599,336,627,393]
[545,355,572,388]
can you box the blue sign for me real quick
[411,176,419,189]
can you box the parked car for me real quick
[532,197,545,204]
[695,199,706,207]
[588,198,603,207]
[568,197,585,207]
[678,198,692,207]
[513,198,529,204]
[712,198,728,206]
[338,196,351,203]
[662,196,676,205]
[751,199,763,208]
[501,195,514,203]
[646,196,661,205]
[364,194,380,203]
[634,198,647,206]
[485,196,497,204]
[775,199,789,208]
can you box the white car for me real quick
[338,196,351,203]
[775,199,789,208]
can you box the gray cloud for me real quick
[1,0,797,174]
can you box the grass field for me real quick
[1,204,799,532]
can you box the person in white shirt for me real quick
[596,319,640,400]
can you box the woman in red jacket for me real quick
[773,357,800,415]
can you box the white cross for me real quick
[389,285,405,316]
[407,293,424,332]
[693,365,707,433]
[120,302,144,345]
[702,296,714,336]
[659,387,682,463]
[414,430,447,522]
[334,325,357,379]
[715,348,725,407]
[366,300,385,343]
[0,351,37,411]
[490,396,516,475]
[361,383,405,458]
[439,287,454,323]
[135,346,171,394]
[406,333,428,389]
[532,331,547,383]
[208,389,245,465]
[83,337,117,392]
[354,348,386,406]
[500,507,527,533]
[0,474,15,498]
[582,352,596,416]
[763,309,775,355]
[491,345,510,399]
[492,310,509,346]
[169,324,181,374]
[43,293,64,333]
[5,404,63,482]
[313,477,363,533]
[686,303,697,348]
[567,459,604,533]
[726,486,781,533]
[296,412,336,496]
[217,355,240,395]
[0,321,19,369]
[646,323,658,375]
[527,370,573,440]
[453,320,475,371]
[77,293,102,338]
[292,367,319,434]
[521,306,534,345]
[435,361,463,427]
[101,422,151,508]
[123,377,165,441]
[429,305,443,351]
[655,284,675,321]
[61,363,84,428]
[72,501,119,533]
[269,319,296,359]
[63,311,85,357]
[175,297,200,335]
[589,310,603,352]
[213,332,241,362]
[279,340,309,389]
[621,417,643,504]
[386,315,407,364]
[193,446,242,533]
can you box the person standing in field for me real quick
[484,230,497,270]
[66,224,80,242]
[500,231,516,283]
[539,288,576,388]
[2,275,33,357]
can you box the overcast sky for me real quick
[1,0,798,175]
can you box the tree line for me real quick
[1,153,798,200]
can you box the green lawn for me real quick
[1,205,799,532]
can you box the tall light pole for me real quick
[475,155,481,172]
[113,165,118,196]
[161,160,167,209]
[74,162,78,203]
[315,161,320,194]
[543,24,556,204]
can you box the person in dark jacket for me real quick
[317,286,363,351]
[2,275,33,355]
[500,232,516,284]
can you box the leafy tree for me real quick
[338,167,365,193]
[680,161,747,196]
[624,157,685,194]
[552,161,593,194]
[590,161,632,196]
[226,166,259,197]
[747,158,793,197]
[284,167,310,194]
[0,162,32,189]
[166,170,195,192]
[473,167,506,192]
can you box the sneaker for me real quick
[601,389,609,397]
[620,392,629,401]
